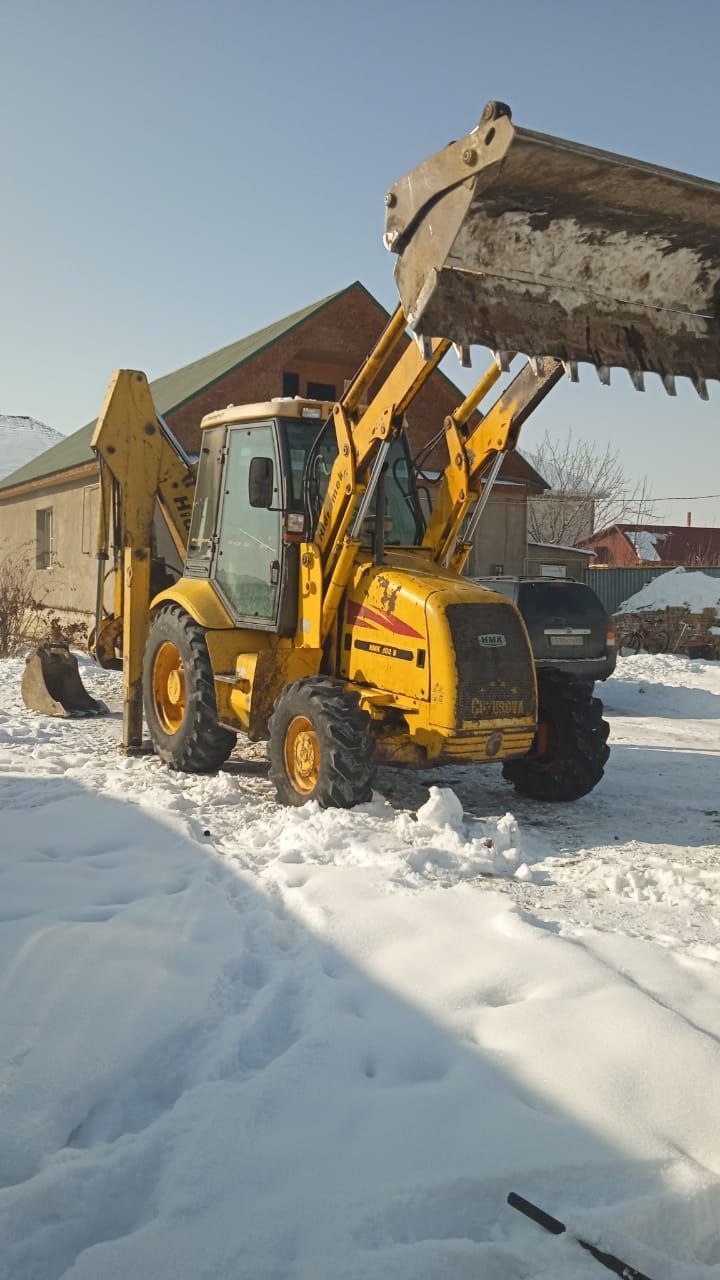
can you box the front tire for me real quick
[143,604,236,773]
[502,671,610,802]
[268,677,376,808]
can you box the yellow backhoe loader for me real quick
[53,102,720,806]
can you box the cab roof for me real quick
[201,397,335,428]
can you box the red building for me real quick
[578,523,720,566]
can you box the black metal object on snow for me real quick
[507,1191,655,1280]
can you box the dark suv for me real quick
[473,577,617,683]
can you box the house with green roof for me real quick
[0,281,547,627]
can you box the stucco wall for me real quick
[0,473,103,627]
[0,471,531,626]
[0,477,533,628]
[0,469,185,631]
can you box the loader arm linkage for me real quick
[310,309,564,647]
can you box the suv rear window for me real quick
[518,581,605,622]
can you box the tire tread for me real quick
[502,672,609,802]
[143,604,236,773]
[268,677,375,808]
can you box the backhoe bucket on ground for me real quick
[21,644,109,718]
[385,102,720,394]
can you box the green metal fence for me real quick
[587,566,720,615]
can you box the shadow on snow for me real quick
[0,775,718,1280]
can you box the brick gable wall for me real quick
[165,286,540,489]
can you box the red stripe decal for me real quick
[346,600,422,640]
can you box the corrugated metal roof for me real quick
[579,523,720,565]
[0,285,352,495]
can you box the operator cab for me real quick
[185,397,425,634]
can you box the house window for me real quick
[541,563,566,578]
[81,485,99,554]
[282,372,300,397]
[36,507,53,569]
[307,381,336,401]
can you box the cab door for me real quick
[214,424,282,626]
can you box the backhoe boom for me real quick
[90,370,196,748]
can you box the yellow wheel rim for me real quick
[152,641,186,735]
[284,715,320,794]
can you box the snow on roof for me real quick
[625,529,665,562]
[578,523,720,565]
[619,567,720,614]
[0,415,63,483]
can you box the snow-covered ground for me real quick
[1,653,719,1279]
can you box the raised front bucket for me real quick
[21,644,109,718]
[385,102,720,394]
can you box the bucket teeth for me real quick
[661,374,677,397]
[528,356,544,376]
[388,112,720,396]
[562,360,579,383]
[493,350,511,373]
[691,373,710,400]
[453,343,471,368]
[596,365,611,387]
[415,333,434,361]
[629,369,646,392]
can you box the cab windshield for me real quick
[283,419,425,546]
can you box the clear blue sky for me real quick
[2,0,720,523]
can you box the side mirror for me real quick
[248,456,274,508]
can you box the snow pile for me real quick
[0,414,62,482]
[605,859,719,906]
[600,650,720,719]
[1,654,720,1278]
[246,786,527,890]
[619,565,720,614]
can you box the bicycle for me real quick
[618,620,670,655]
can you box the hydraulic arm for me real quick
[305,308,566,650]
[90,370,196,747]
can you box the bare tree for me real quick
[526,430,659,546]
[0,544,44,657]
[0,543,84,657]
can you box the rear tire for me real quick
[143,604,236,773]
[502,671,610,802]
[646,630,669,655]
[268,677,376,808]
[619,631,640,655]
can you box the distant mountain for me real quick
[0,415,63,483]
